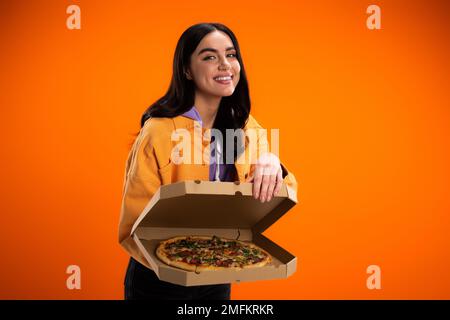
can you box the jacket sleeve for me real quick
[118,125,162,269]
[247,115,298,202]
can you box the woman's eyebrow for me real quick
[198,46,236,55]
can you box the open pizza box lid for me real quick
[130,180,298,286]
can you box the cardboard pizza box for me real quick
[130,180,298,286]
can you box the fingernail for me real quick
[267,196,272,201]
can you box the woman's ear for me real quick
[185,68,192,80]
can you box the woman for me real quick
[118,22,297,300]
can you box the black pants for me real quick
[124,257,231,300]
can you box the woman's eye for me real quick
[203,54,236,61]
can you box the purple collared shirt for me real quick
[182,106,235,182]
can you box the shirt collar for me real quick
[181,105,203,125]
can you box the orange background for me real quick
[1,0,449,299]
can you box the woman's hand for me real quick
[246,152,283,203]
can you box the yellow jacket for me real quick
[118,114,298,269]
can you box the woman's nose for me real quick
[219,61,231,70]
[219,57,231,69]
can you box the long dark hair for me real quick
[134,22,251,165]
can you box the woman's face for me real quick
[186,31,241,98]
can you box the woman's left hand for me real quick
[246,152,283,203]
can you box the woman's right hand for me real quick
[245,152,283,203]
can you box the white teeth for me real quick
[214,76,232,81]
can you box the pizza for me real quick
[155,235,272,272]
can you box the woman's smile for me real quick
[213,74,234,85]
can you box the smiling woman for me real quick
[119,22,298,301]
